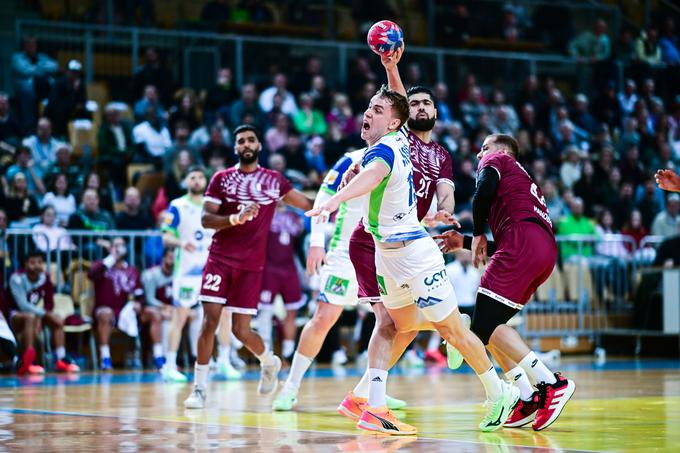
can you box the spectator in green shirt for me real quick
[558,197,597,260]
[292,94,327,136]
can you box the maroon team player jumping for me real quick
[437,134,575,431]
[184,125,313,409]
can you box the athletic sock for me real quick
[165,351,177,370]
[256,347,276,367]
[283,352,312,392]
[478,366,503,401]
[152,343,163,359]
[519,351,557,385]
[217,345,230,366]
[100,345,111,360]
[505,366,535,400]
[427,333,441,352]
[55,346,66,360]
[353,370,370,399]
[189,313,201,357]
[367,368,388,408]
[194,362,210,390]
[282,339,295,358]
[257,309,273,350]
[161,320,171,354]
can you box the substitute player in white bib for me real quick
[272,149,405,412]
[308,85,519,435]
[160,166,241,382]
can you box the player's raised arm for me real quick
[201,200,259,231]
[381,45,407,98]
[282,189,314,211]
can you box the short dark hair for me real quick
[162,247,175,257]
[406,86,435,102]
[490,134,520,157]
[25,249,45,262]
[184,165,207,179]
[376,84,409,128]
[233,124,260,141]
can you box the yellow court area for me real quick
[1,359,679,452]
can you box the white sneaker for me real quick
[184,385,206,409]
[218,361,242,380]
[272,387,298,411]
[162,366,188,382]
[258,355,282,395]
[332,349,348,366]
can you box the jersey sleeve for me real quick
[437,150,455,188]
[478,153,505,180]
[321,155,353,194]
[161,203,180,235]
[204,172,224,206]
[362,143,395,173]
[277,172,293,198]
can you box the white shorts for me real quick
[172,276,202,308]
[375,236,457,323]
[318,248,359,307]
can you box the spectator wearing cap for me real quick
[22,117,64,176]
[651,193,680,237]
[45,59,88,137]
[293,93,327,136]
[0,92,22,149]
[98,104,134,190]
[259,73,298,115]
[132,105,172,168]
[6,145,45,196]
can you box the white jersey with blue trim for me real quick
[360,130,428,243]
[162,195,214,278]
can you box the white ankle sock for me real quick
[478,366,503,401]
[152,343,163,359]
[367,368,388,408]
[100,345,111,359]
[284,352,312,392]
[194,362,210,390]
[166,351,177,370]
[353,370,370,399]
[519,351,556,385]
[505,366,535,400]
[282,339,295,358]
[55,346,66,360]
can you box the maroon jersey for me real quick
[7,271,54,313]
[88,260,144,315]
[204,166,293,272]
[478,152,554,242]
[265,208,304,269]
[408,130,454,221]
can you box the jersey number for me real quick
[530,183,547,207]
[415,178,431,199]
[202,274,222,291]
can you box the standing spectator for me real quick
[133,85,166,125]
[115,187,153,230]
[41,173,77,226]
[6,145,46,196]
[22,117,63,176]
[169,91,201,134]
[0,92,22,148]
[292,94,327,136]
[651,193,680,237]
[265,113,290,154]
[5,173,40,225]
[45,60,88,137]
[8,250,79,374]
[229,83,267,130]
[98,104,134,190]
[132,47,174,105]
[67,188,115,231]
[11,37,58,131]
[132,106,172,167]
[259,73,298,115]
[204,68,238,123]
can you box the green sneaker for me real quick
[162,366,188,383]
[479,382,520,432]
[272,388,298,411]
[386,394,407,410]
[218,362,243,380]
[446,313,471,370]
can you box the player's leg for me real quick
[162,306,191,381]
[141,306,164,369]
[256,289,274,351]
[43,311,79,372]
[231,311,281,394]
[11,312,43,375]
[280,276,306,363]
[215,310,241,379]
[184,301,222,408]
[160,306,172,358]
[95,307,115,370]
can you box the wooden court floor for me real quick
[0,358,679,452]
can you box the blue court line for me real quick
[0,359,679,388]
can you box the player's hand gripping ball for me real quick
[367,20,404,56]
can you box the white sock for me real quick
[478,366,503,401]
[367,368,388,408]
[353,370,370,398]
[427,333,441,351]
[282,339,295,358]
[257,309,273,349]
[217,345,230,366]
[189,313,202,357]
[100,345,111,359]
[55,346,66,360]
[153,343,163,359]
[161,320,171,355]
[166,351,177,370]
[284,352,312,392]
[256,347,276,367]
[194,362,210,390]
[505,366,535,400]
[231,333,243,349]
[519,351,556,385]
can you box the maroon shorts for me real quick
[259,267,306,310]
[480,221,557,308]
[349,223,381,303]
[198,256,263,315]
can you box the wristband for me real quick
[463,235,472,251]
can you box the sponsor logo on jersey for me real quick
[415,296,443,309]
[392,212,406,221]
[324,275,349,296]
[424,269,447,286]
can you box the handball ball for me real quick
[367,20,404,56]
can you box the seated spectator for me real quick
[188,117,231,150]
[133,85,166,125]
[558,197,596,260]
[167,122,201,167]
[306,75,332,114]
[169,90,201,135]
[199,124,233,166]
[32,205,74,256]
[622,209,648,251]
[292,56,323,95]
[41,173,77,226]
[133,105,172,167]
[293,94,327,136]
[277,133,309,176]
[490,90,519,131]
[618,79,638,118]
[445,250,480,318]
[594,82,623,132]
[140,248,174,366]
[573,161,604,217]
[543,179,566,226]
[637,178,664,229]
[265,113,290,154]
[79,171,115,215]
[22,117,63,177]
[98,104,134,190]
[434,82,454,125]
[594,209,629,258]
[5,145,46,196]
[8,250,79,375]
[204,67,238,123]
[304,135,326,177]
[619,145,646,188]
[460,86,487,131]
[88,237,163,370]
[259,73,298,115]
[164,149,195,202]
[453,159,476,213]
[651,193,680,237]
[613,181,637,229]
[326,93,356,136]
[45,60,88,137]
[132,47,174,106]
[116,187,153,230]
[67,188,115,231]
[559,146,583,190]
[5,172,40,225]
[572,93,598,134]
[568,19,611,63]
[229,83,267,130]
[0,92,22,148]
[44,143,80,191]
[634,27,662,68]
[659,17,680,65]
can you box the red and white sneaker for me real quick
[55,359,80,373]
[532,373,575,431]
[17,363,45,375]
[505,392,540,428]
[424,348,448,367]
[337,392,367,421]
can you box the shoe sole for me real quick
[533,380,576,431]
[337,404,361,421]
[504,411,537,428]
[183,402,205,409]
[356,420,417,436]
[272,398,297,411]
[481,387,521,432]
[386,398,407,411]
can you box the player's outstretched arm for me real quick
[282,189,314,211]
[423,183,461,227]
[201,201,259,231]
[434,230,497,256]
[655,169,680,192]
[306,188,333,274]
[381,45,406,98]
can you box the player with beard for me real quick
[336,46,467,424]
[184,125,313,409]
